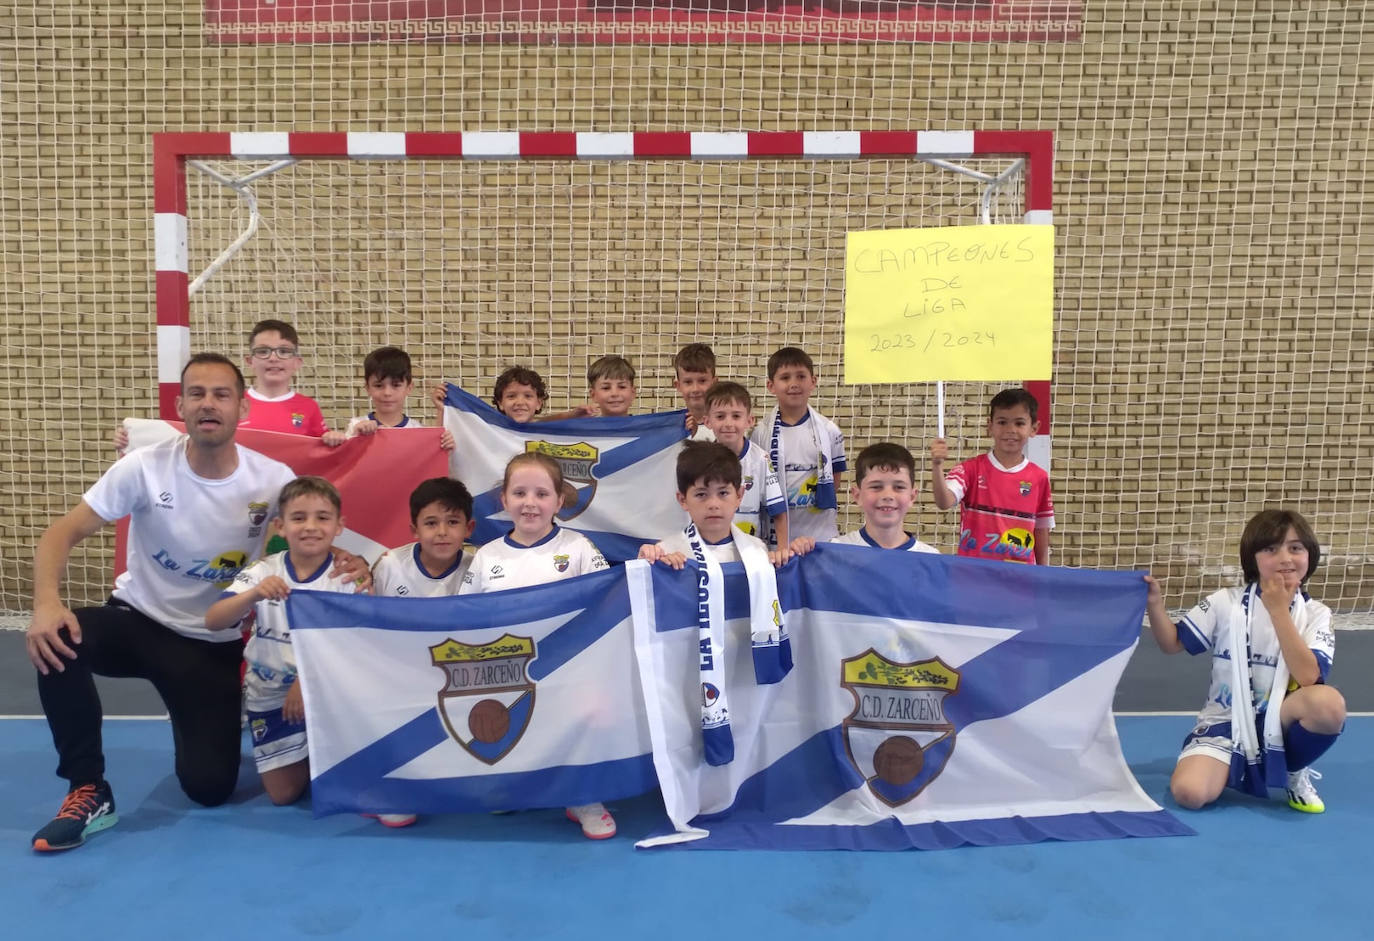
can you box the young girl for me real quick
[459,452,614,838]
[1145,509,1345,813]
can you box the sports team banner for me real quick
[119,418,448,565]
[203,0,1082,44]
[290,567,657,815]
[441,383,689,561]
[629,545,1191,849]
[289,547,1191,850]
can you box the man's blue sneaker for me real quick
[32,782,118,852]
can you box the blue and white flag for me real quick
[441,384,688,561]
[289,567,656,817]
[628,545,1193,850]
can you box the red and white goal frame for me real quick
[152,129,1054,459]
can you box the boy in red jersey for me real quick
[929,388,1053,565]
[236,319,327,436]
[113,319,327,452]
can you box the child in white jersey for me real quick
[749,346,847,546]
[1144,509,1345,814]
[364,476,476,828]
[373,477,476,598]
[638,441,792,767]
[205,476,359,806]
[701,381,787,545]
[790,443,939,556]
[459,453,613,838]
[323,346,454,449]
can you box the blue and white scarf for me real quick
[684,522,791,767]
[1229,583,1308,790]
[767,406,838,513]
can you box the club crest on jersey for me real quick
[742,474,755,493]
[552,553,570,573]
[840,650,959,807]
[291,412,305,428]
[525,441,599,520]
[248,502,269,526]
[430,634,536,766]
[1018,480,1032,496]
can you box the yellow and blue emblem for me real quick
[430,633,536,765]
[840,650,959,807]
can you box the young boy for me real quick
[204,476,359,806]
[748,346,847,545]
[790,443,938,555]
[323,346,452,449]
[640,441,753,565]
[492,365,548,423]
[672,343,716,436]
[929,388,1054,565]
[365,476,475,829]
[111,318,325,453]
[238,320,328,436]
[701,381,787,546]
[372,477,476,597]
[585,355,637,418]
[638,441,790,766]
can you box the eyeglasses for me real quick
[249,346,300,360]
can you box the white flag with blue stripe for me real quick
[628,545,1193,850]
[441,384,688,561]
[289,567,656,816]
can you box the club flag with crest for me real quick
[627,544,1193,850]
[289,566,657,816]
[119,418,448,567]
[440,383,688,561]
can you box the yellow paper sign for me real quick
[843,224,1054,384]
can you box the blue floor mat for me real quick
[3,717,1369,940]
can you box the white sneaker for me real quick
[361,813,418,828]
[1285,768,1325,814]
[565,802,617,840]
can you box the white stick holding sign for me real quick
[936,380,945,438]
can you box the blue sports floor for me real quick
[3,716,1370,940]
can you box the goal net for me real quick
[163,130,1046,556]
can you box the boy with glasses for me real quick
[113,319,328,451]
[237,319,328,436]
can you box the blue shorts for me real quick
[246,707,308,773]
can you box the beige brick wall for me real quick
[2,2,1371,620]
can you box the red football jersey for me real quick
[238,390,327,437]
[945,453,1054,564]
